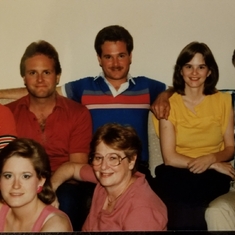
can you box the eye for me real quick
[119,53,126,58]
[184,64,192,69]
[94,155,103,161]
[109,154,119,161]
[28,71,36,75]
[22,174,31,179]
[103,55,111,59]
[43,70,51,75]
[199,65,207,69]
[2,173,12,179]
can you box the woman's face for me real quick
[92,141,136,189]
[0,156,45,208]
[181,53,211,90]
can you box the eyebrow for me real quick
[184,63,207,66]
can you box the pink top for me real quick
[0,204,71,232]
[80,165,167,231]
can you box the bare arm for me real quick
[51,162,86,192]
[70,153,88,164]
[41,212,73,232]
[159,118,192,168]
[0,86,64,99]
[150,87,174,120]
[0,87,28,99]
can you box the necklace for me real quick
[107,192,123,207]
[107,178,134,207]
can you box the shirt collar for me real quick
[19,92,64,109]
[94,72,136,85]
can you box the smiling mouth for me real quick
[189,77,200,81]
[100,172,113,177]
[10,193,23,196]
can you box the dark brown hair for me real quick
[94,25,133,57]
[173,41,219,95]
[0,138,55,204]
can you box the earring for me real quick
[37,186,43,194]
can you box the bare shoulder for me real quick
[40,211,73,232]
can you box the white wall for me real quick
[1,0,235,89]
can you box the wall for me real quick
[1,0,235,89]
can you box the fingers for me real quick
[188,165,206,174]
[151,104,169,120]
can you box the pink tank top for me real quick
[0,204,70,231]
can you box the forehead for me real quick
[2,156,34,172]
[25,54,55,69]
[96,141,124,155]
[101,41,128,55]
[187,53,205,64]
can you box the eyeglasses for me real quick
[91,153,128,167]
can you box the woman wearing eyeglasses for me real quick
[51,123,167,231]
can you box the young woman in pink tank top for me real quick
[0,138,72,232]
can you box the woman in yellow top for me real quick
[153,41,235,230]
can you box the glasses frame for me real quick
[91,153,128,167]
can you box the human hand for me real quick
[210,162,235,179]
[150,92,170,120]
[187,154,215,174]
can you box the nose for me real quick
[192,67,198,75]
[100,158,109,170]
[36,73,44,82]
[12,177,21,189]
[112,57,120,67]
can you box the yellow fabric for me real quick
[153,92,231,158]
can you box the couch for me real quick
[1,93,235,231]
[147,89,235,231]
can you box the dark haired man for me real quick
[0,25,171,183]
[59,25,170,179]
[6,40,93,231]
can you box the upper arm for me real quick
[40,213,73,232]
[223,106,234,149]
[69,152,88,164]
[159,118,176,163]
[159,118,191,167]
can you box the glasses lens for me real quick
[107,153,120,166]
[92,155,103,166]
[92,153,122,166]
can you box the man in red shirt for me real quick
[6,40,93,231]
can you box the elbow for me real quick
[162,155,174,166]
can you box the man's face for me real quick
[97,41,132,85]
[23,54,60,99]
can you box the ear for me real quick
[23,77,26,86]
[56,74,61,85]
[97,54,102,67]
[38,177,46,188]
[207,70,211,77]
[128,155,137,170]
[129,52,132,65]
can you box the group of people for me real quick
[0,24,234,232]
